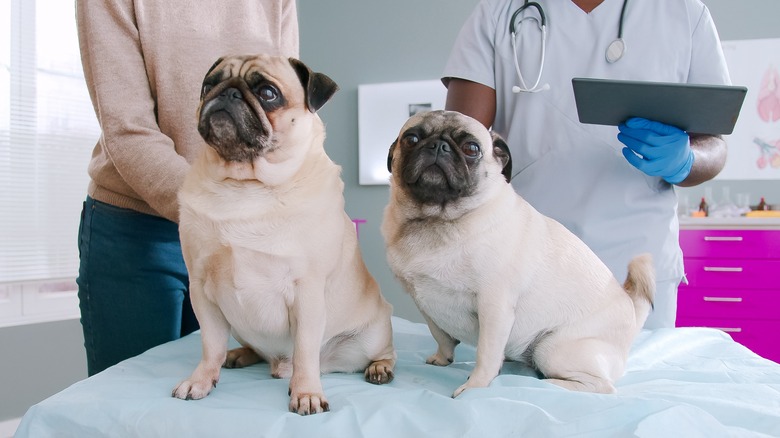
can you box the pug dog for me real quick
[172,55,396,415]
[382,110,654,397]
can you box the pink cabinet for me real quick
[677,226,780,363]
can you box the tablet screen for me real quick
[572,78,747,135]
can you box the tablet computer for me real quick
[572,77,747,135]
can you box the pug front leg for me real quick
[288,279,329,415]
[172,284,230,400]
[422,311,460,366]
[453,293,514,398]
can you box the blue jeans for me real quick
[77,196,198,376]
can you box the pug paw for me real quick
[171,377,217,400]
[289,391,330,415]
[271,358,293,379]
[364,359,395,384]
[224,347,261,369]
[452,373,493,398]
[452,383,470,398]
[426,352,453,366]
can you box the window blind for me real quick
[1,0,99,285]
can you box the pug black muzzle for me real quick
[400,134,474,205]
[392,107,512,206]
[197,76,275,162]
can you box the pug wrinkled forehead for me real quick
[200,55,337,114]
[387,110,512,205]
[400,110,489,142]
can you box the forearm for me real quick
[677,134,727,187]
[444,78,497,130]
[77,0,189,222]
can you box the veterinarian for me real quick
[75,0,299,375]
[442,0,730,328]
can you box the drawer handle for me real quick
[703,236,743,242]
[703,266,743,272]
[703,297,743,303]
[713,327,742,333]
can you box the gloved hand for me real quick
[617,117,694,184]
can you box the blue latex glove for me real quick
[617,117,694,184]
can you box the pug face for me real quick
[196,55,338,163]
[387,110,512,206]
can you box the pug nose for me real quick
[220,87,243,101]
[427,140,451,153]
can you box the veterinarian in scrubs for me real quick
[442,0,731,328]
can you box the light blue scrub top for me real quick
[442,0,731,328]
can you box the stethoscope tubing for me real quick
[510,1,548,93]
[509,0,629,93]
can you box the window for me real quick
[0,0,99,327]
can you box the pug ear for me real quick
[204,57,224,77]
[387,138,398,173]
[289,58,339,112]
[490,132,512,183]
[201,57,225,95]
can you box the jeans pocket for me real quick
[77,200,88,257]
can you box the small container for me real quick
[756,197,769,211]
[698,197,709,216]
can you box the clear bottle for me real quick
[704,187,714,210]
[711,186,738,217]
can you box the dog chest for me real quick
[409,276,480,345]
[213,249,294,324]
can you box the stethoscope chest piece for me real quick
[605,38,625,63]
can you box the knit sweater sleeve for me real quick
[280,0,300,59]
[77,0,189,222]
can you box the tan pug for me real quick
[172,55,395,415]
[382,110,654,397]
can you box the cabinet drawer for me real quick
[676,317,780,363]
[683,258,780,289]
[680,229,780,259]
[677,287,780,320]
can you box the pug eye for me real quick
[462,142,481,158]
[404,134,420,145]
[255,85,279,102]
[201,84,214,96]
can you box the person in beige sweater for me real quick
[76,0,299,375]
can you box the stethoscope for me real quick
[510,0,629,93]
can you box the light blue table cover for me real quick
[16,317,780,437]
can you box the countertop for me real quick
[679,216,780,229]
